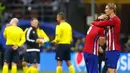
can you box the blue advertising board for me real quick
[39,52,130,72]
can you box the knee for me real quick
[22,62,28,67]
[12,62,17,66]
[31,64,38,68]
[57,61,62,66]
[4,62,9,66]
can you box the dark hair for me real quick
[31,17,38,21]
[57,12,65,20]
[106,3,117,13]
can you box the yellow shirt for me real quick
[3,26,25,46]
[54,21,72,44]
[24,28,49,42]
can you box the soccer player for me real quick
[83,14,107,73]
[92,3,121,73]
[2,18,25,73]
[52,12,75,73]
[22,18,49,73]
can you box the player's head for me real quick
[31,17,39,28]
[9,18,19,26]
[99,13,109,21]
[105,3,117,16]
[57,12,65,23]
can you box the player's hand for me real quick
[36,39,42,44]
[36,39,46,44]
[12,45,18,50]
[99,47,104,53]
[51,40,56,44]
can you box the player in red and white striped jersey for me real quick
[92,3,121,73]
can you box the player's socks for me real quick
[69,65,75,73]
[23,66,28,73]
[30,67,37,73]
[11,65,17,73]
[26,66,32,73]
[36,68,38,73]
[56,66,62,73]
[2,65,8,73]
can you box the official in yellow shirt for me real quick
[2,18,25,73]
[22,18,49,73]
[52,12,75,73]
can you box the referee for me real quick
[52,12,75,73]
[2,18,25,73]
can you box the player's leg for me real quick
[22,52,29,73]
[106,51,120,73]
[56,44,63,73]
[2,46,12,73]
[83,52,98,73]
[22,61,28,73]
[26,52,39,73]
[11,49,19,73]
[64,45,75,73]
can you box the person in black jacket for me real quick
[22,18,49,73]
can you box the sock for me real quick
[56,66,62,73]
[26,66,32,73]
[36,68,38,73]
[11,65,17,73]
[30,67,37,73]
[69,65,75,73]
[2,65,8,73]
[23,66,28,73]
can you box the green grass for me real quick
[0,70,129,73]
[0,70,86,73]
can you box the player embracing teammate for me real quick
[83,3,121,73]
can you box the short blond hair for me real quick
[106,3,117,13]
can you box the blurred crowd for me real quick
[0,0,69,24]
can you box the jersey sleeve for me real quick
[99,28,105,46]
[3,28,7,39]
[18,29,26,46]
[39,29,50,42]
[99,28,105,37]
[53,25,61,43]
[92,19,114,27]
[26,27,36,42]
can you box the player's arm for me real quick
[99,28,106,46]
[92,19,114,27]
[70,26,73,43]
[39,29,50,42]
[52,25,61,43]
[3,28,7,39]
[18,30,26,47]
[26,27,36,42]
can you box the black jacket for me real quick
[25,27,40,52]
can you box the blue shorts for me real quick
[4,45,19,63]
[105,50,120,69]
[83,52,98,73]
[56,44,71,61]
[23,52,40,64]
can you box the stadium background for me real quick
[0,0,130,73]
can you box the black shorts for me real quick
[23,51,40,64]
[56,44,71,61]
[4,46,19,63]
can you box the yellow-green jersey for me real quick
[54,21,72,44]
[3,26,25,46]
[24,28,49,42]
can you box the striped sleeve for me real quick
[26,27,36,42]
